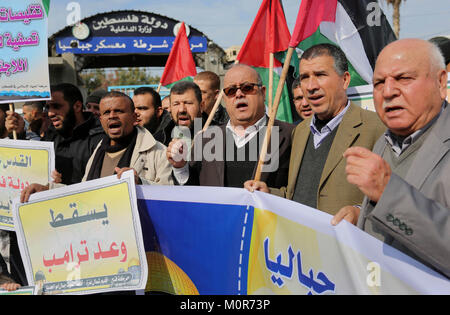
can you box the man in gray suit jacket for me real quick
[333,39,450,278]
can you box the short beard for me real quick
[175,112,194,131]
[57,106,77,137]
[144,114,160,134]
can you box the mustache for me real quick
[177,111,192,119]
[382,101,402,110]
[234,99,248,106]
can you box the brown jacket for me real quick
[184,118,294,188]
[270,102,386,215]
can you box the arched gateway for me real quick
[47,10,226,85]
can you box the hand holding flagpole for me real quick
[253,47,294,181]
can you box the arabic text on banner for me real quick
[13,171,148,295]
[137,185,450,295]
[0,139,54,231]
[0,1,51,104]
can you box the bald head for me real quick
[224,64,262,85]
[379,39,445,73]
[373,39,448,136]
[223,64,266,129]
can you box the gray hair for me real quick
[428,41,446,72]
[300,43,348,76]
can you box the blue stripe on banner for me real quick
[137,199,254,295]
[136,185,450,295]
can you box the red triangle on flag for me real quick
[237,0,291,69]
[160,22,197,86]
[289,0,337,48]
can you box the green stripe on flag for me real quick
[163,76,194,90]
[42,0,50,16]
[254,67,293,123]
[274,50,300,78]
[298,29,368,87]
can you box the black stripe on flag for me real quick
[338,0,397,70]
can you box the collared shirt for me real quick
[310,101,350,149]
[225,115,267,148]
[173,116,268,184]
[384,103,444,157]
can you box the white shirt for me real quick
[225,116,267,148]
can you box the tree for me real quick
[114,68,160,86]
[385,0,405,38]
[80,68,161,94]
[80,69,107,94]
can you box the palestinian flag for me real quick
[236,0,295,123]
[42,0,50,16]
[160,22,197,89]
[290,0,396,86]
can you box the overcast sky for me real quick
[48,0,450,49]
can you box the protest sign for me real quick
[137,185,450,295]
[0,139,54,230]
[13,171,148,295]
[0,286,36,295]
[0,1,51,104]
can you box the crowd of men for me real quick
[1,37,450,292]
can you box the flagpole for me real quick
[201,90,224,133]
[253,46,294,182]
[190,87,225,153]
[156,82,162,94]
[268,52,274,113]
[9,103,17,140]
[200,59,239,134]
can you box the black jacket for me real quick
[201,105,229,126]
[41,112,104,185]
[153,110,175,147]
[0,251,10,283]
[0,232,27,286]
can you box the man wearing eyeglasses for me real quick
[245,44,386,216]
[167,64,293,188]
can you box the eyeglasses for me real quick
[223,82,262,97]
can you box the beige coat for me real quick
[82,126,173,185]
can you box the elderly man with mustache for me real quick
[167,64,293,188]
[332,39,450,278]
